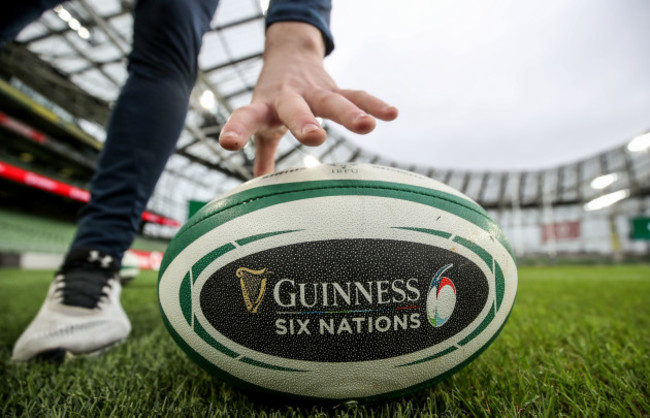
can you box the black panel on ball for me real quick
[200,239,489,362]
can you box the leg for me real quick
[71,0,220,261]
[0,0,62,45]
[12,0,220,362]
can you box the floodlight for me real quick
[54,6,92,42]
[590,173,618,190]
[584,189,629,211]
[199,90,216,111]
[68,18,81,31]
[627,132,650,152]
[303,155,320,168]
[54,6,72,22]
[78,27,90,40]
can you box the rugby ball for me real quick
[158,163,517,401]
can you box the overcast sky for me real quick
[323,0,650,171]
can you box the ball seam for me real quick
[183,184,487,235]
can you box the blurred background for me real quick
[1,0,649,271]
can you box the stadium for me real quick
[1,0,648,416]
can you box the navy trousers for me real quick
[2,0,220,260]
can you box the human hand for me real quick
[218,22,398,177]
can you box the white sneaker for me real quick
[12,248,132,362]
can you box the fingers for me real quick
[274,93,327,146]
[253,135,280,177]
[307,91,376,135]
[253,125,287,177]
[307,89,399,135]
[219,103,269,151]
[219,88,399,177]
[220,89,398,150]
[338,89,399,121]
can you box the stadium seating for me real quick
[0,207,168,256]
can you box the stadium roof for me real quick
[1,0,649,226]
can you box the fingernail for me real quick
[301,124,321,136]
[353,113,370,123]
[219,130,239,141]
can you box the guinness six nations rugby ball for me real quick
[158,163,517,401]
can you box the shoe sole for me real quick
[31,338,127,364]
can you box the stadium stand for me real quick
[0,208,168,255]
[1,0,649,264]
[0,207,168,268]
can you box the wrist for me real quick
[265,22,326,59]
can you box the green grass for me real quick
[1,265,648,417]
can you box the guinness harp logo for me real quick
[236,267,271,313]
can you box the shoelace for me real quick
[55,251,117,309]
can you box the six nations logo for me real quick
[426,264,456,327]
